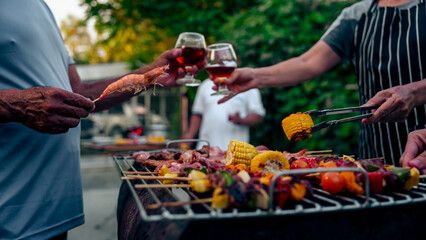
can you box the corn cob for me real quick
[251,151,289,173]
[226,140,258,166]
[281,112,314,141]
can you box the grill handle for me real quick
[268,167,371,211]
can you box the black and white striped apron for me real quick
[353,0,426,165]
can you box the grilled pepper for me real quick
[290,183,307,201]
[367,172,384,193]
[340,171,364,195]
[389,167,411,186]
[403,168,420,191]
[212,187,229,209]
[274,177,291,208]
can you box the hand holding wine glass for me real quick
[206,43,237,95]
[175,32,207,87]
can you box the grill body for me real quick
[115,156,426,240]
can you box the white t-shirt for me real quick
[192,80,266,150]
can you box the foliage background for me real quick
[69,0,360,155]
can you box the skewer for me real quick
[419,175,426,179]
[93,98,100,103]
[305,150,333,155]
[305,173,320,177]
[146,198,213,210]
[123,171,180,175]
[362,157,385,161]
[135,183,191,189]
[122,175,191,181]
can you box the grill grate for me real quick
[114,155,426,222]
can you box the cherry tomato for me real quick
[321,172,344,194]
[290,160,309,169]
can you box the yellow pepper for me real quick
[340,171,364,195]
[212,187,229,209]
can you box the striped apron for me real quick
[353,0,426,165]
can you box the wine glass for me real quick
[205,43,237,95]
[175,32,207,87]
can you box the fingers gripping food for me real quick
[281,112,314,141]
[93,65,169,102]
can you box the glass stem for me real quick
[217,77,228,91]
[185,66,193,78]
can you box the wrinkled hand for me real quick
[228,112,242,125]
[362,84,417,124]
[14,87,94,134]
[148,48,202,88]
[400,129,426,174]
[216,68,256,104]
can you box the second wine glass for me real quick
[205,43,237,96]
[175,32,206,87]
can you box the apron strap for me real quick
[368,0,379,12]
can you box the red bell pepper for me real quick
[275,177,291,208]
[367,172,384,193]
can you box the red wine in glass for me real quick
[206,43,237,95]
[205,66,236,80]
[175,32,206,86]
[177,47,206,67]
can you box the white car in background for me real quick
[89,102,169,139]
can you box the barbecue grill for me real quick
[115,155,426,240]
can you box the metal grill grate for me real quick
[114,155,426,222]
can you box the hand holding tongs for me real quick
[305,106,378,133]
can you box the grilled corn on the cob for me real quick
[251,151,289,173]
[281,112,314,141]
[226,140,258,166]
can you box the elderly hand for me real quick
[8,87,94,134]
[362,82,421,124]
[400,129,426,174]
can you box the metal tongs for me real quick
[305,106,378,133]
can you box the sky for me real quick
[44,0,85,24]
[44,0,96,40]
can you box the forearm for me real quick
[70,64,155,112]
[239,114,264,126]
[253,57,319,88]
[0,89,21,123]
[253,41,341,88]
[411,79,426,106]
[183,114,202,139]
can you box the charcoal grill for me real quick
[114,155,426,240]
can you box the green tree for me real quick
[79,0,360,155]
